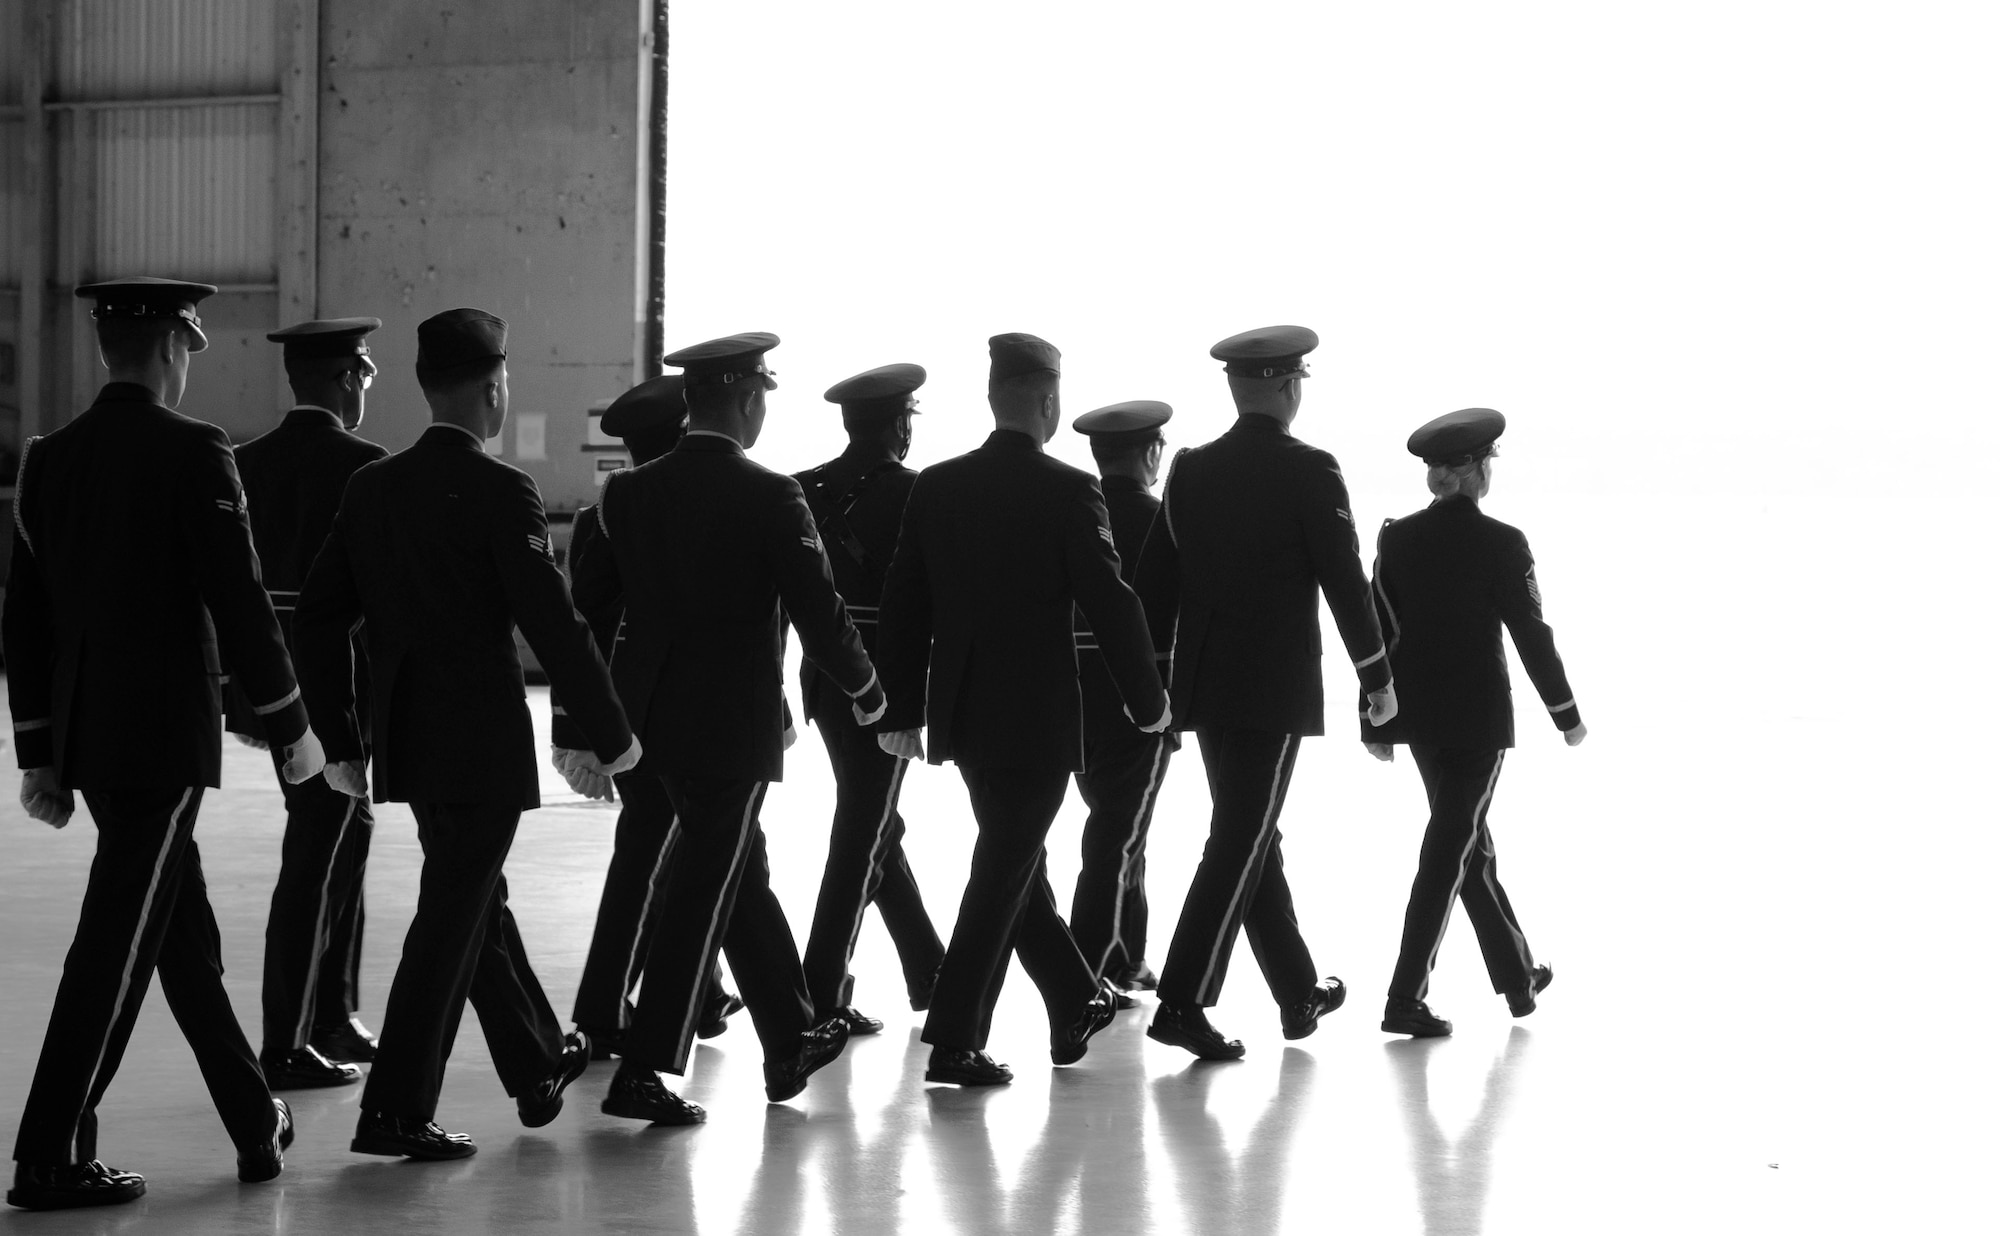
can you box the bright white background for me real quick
[655,0,1999,1224]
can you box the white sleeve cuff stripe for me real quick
[1547,698,1576,714]
[252,685,303,716]
[13,718,52,733]
[1353,648,1387,670]
[845,669,880,700]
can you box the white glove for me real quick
[280,729,327,784]
[783,723,798,751]
[563,764,616,801]
[1365,682,1399,727]
[877,729,924,761]
[603,737,643,777]
[232,732,270,752]
[1364,742,1395,763]
[1124,700,1172,734]
[19,768,74,829]
[324,759,368,798]
[1564,723,1588,748]
[851,692,887,727]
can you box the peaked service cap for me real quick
[1408,407,1506,465]
[664,332,779,388]
[1210,325,1318,378]
[267,317,381,359]
[75,276,218,352]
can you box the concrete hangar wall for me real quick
[1,0,649,513]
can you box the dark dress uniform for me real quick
[570,430,883,1077]
[227,401,388,1064]
[1364,412,1580,1009]
[876,410,1166,1055]
[6,361,306,1173]
[294,404,634,1127]
[1137,404,1391,1013]
[794,437,946,1018]
[1069,469,1176,985]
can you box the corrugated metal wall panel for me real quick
[0,120,24,285]
[80,104,275,284]
[0,0,25,104]
[59,0,277,100]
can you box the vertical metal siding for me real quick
[0,120,23,285]
[88,104,275,283]
[0,0,25,104]
[60,0,277,100]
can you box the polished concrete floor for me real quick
[0,637,1976,1232]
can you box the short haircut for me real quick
[682,377,753,420]
[1088,429,1162,470]
[283,353,355,391]
[95,317,179,370]
[416,355,504,397]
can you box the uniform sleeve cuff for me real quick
[1551,704,1581,732]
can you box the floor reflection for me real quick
[1153,1049,1317,1235]
[1386,1027,1530,1235]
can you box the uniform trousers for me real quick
[260,746,372,1053]
[1157,728,1317,1009]
[571,774,731,1034]
[800,703,945,1016]
[358,802,564,1121]
[1070,729,1173,982]
[921,765,1099,1052]
[624,775,814,1075]
[14,787,276,1166]
[1388,746,1535,1000]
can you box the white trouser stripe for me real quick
[1093,737,1172,979]
[677,787,764,1053]
[621,816,682,1024]
[1195,734,1294,1000]
[1417,750,1507,996]
[842,757,909,967]
[76,787,195,1161]
[292,793,363,1048]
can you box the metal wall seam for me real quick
[89,103,276,284]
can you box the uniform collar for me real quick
[678,431,746,456]
[422,421,486,449]
[1429,493,1480,512]
[839,440,901,466]
[1099,474,1148,494]
[95,382,165,406]
[285,405,346,429]
[982,428,1043,453]
[1228,413,1292,437]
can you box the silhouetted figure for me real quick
[295,308,636,1159]
[228,316,390,1090]
[793,363,947,1030]
[874,333,1164,1087]
[5,277,322,1209]
[1136,325,1397,1061]
[1364,409,1584,1038]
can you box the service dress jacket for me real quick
[1135,413,1390,736]
[1361,493,1581,749]
[1076,474,1172,742]
[293,423,631,809]
[792,442,916,725]
[875,429,1166,772]
[4,382,308,788]
[223,405,387,742]
[569,432,882,783]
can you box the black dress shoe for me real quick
[764,1017,851,1102]
[697,990,746,1040]
[6,1161,146,1211]
[1051,983,1119,1066]
[924,1047,1013,1086]
[1280,976,1348,1040]
[350,1110,477,1160]
[600,1062,707,1125]
[309,1016,379,1064]
[908,966,940,1012]
[238,1097,294,1183]
[829,1006,885,1036]
[1507,964,1554,1017]
[262,1045,363,1090]
[1110,987,1139,1011]
[1146,1003,1246,1061]
[579,1024,624,1061]
[517,1030,591,1128]
[1110,962,1159,992]
[1382,996,1453,1038]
